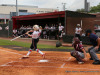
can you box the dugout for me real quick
[12,10,96,34]
[12,10,96,43]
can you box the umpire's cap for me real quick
[86,29,92,33]
[85,29,92,36]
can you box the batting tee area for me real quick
[0,47,100,75]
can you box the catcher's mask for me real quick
[72,37,80,45]
[33,25,39,31]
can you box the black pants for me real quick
[58,31,62,36]
[30,38,39,50]
[75,34,82,41]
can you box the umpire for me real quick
[86,29,100,65]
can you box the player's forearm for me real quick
[82,49,87,58]
[27,34,32,37]
[84,52,87,58]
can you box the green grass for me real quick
[0,39,73,49]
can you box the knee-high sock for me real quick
[36,49,43,55]
[27,49,32,56]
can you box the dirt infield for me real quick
[0,37,100,75]
[0,47,100,75]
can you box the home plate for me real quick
[38,60,49,62]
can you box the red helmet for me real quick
[72,37,80,44]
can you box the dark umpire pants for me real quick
[30,38,39,50]
[75,34,82,41]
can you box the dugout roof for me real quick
[12,10,96,20]
[12,11,65,20]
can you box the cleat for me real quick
[78,61,84,64]
[89,58,93,60]
[92,61,100,65]
[42,53,45,59]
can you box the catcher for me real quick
[22,25,45,59]
[56,37,87,64]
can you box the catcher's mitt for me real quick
[56,42,62,47]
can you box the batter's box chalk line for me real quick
[1,61,13,66]
[0,49,23,56]
[1,61,100,70]
[61,63,65,68]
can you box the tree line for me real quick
[76,3,100,13]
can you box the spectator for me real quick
[81,30,85,36]
[43,30,47,39]
[44,24,49,39]
[13,28,17,37]
[44,24,49,29]
[59,31,65,40]
[53,24,56,29]
[23,26,26,29]
[50,24,55,39]
[20,25,24,29]
[18,30,22,36]
[50,24,54,31]
[0,26,2,30]
[57,23,64,40]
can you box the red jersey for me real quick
[73,44,84,53]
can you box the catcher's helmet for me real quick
[33,25,39,30]
[72,37,80,44]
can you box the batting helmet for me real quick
[72,37,80,44]
[77,24,80,27]
[33,25,39,30]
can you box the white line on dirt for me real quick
[67,57,72,61]
[13,61,63,64]
[29,56,71,58]
[1,61,13,66]
[1,64,100,70]
[0,49,23,56]
[61,63,65,68]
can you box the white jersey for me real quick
[45,26,49,29]
[75,27,82,34]
[32,30,41,39]
[13,29,17,34]
[82,33,85,36]
[59,26,64,31]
